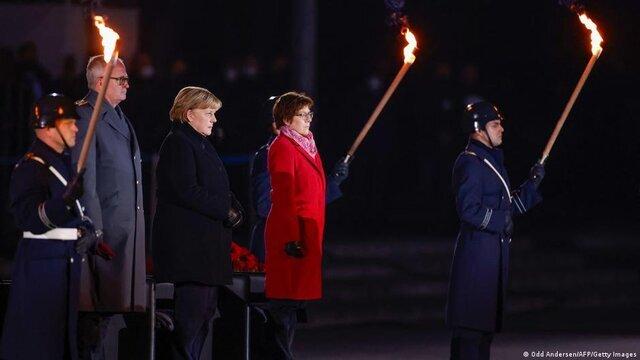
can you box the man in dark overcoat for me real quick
[0,94,100,360]
[72,55,147,359]
[446,101,545,359]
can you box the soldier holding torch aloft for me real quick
[446,101,545,359]
[0,94,110,360]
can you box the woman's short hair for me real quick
[272,91,314,129]
[169,86,222,123]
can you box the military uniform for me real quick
[446,139,542,333]
[0,138,84,360]
[73,90,146,313]
[446,101,545,360]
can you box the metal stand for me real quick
[148,280,156,360]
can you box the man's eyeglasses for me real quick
[295,112,314,121]
[99,76,130,86]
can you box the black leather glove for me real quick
[76,222,100,255]
[223,193,244,228]
[504,211,514,238]
[330,157,350,184]
[63,169,85,207]
[284,241,305,258]
[530,162,545,189]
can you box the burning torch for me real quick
[343,27,417,163]
[76,15,120,173]
[540,13,603,165]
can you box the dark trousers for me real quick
[450,328,494,360]
[265,299,306,360]
[170,283,219,360]
[77,312,146,360]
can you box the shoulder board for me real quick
[25,152,46,165]
[15,152,46,169]
[75,99,88,106]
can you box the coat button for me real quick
[137,206,141,210]
[136,180,140,185]
[70,257,74,264]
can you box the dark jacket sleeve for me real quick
[71,105,104,230]
[325,176,343,204]
[453,156,506,233]
[250,148,272,219]
[9,162,75,234]
[511,178,542,215]
[161,134,229,220]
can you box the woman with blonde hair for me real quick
[152,86,243,359]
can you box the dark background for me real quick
[0,0,639,342]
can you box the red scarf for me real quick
[280,125,317,158]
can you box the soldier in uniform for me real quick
[0,93,104,360]
[72,55,146,359]
[446,101,545,360]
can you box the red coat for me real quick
[264,134,326,300]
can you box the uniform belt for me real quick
[23,228,78,241]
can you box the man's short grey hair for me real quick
[85,55,126,89]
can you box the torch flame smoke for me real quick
[94,16,120,62]
[578,13,602,55]
[401,27,417,64]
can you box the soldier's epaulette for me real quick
[15,152,45,169]
[75,99,89,106]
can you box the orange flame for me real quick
[578,13,603,56]
[94,16,120,62]
[402,28,417,64]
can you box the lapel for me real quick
[32,140,74,181]
[121,112,140,155]
[84,90,131,141]
[282,135,322,175]
[178,123,222,165]
[467,140,512,190]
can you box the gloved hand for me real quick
[63,169,85,207]
[504,211,514,238]
[76,217,115,260]
[76,223,98,255]
[223,192,244,228]
[284,241,305,258]
[330,157,350,185]
[530,162,545,189]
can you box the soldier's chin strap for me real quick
[54,125,71,151]
[475,129,499,148]
[486,130,500,148]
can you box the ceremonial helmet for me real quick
[462,101,504,133]
[262,95,278,126]
[31,93,80,129]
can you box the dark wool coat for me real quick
[446,139,542,333]
[152,123,232,286]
